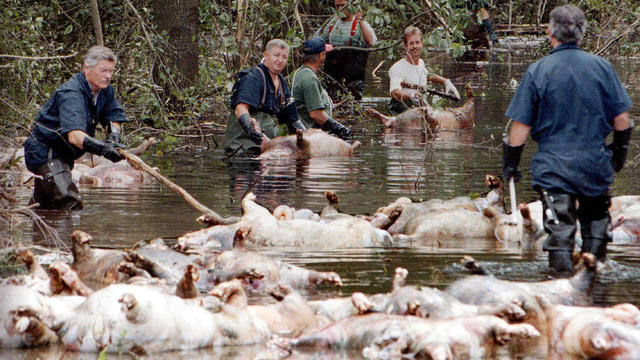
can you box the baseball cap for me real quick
[302,37,334,54]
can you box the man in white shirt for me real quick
[388,26,460,114]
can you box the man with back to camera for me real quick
[388,26,460,115]
[291,36,352,141]
[502,5,633,275]
[23,45,128,210]
[225,39,306,156]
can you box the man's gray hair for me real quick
[549,5,587,44]
[265,39,289,52]
[83,45,117,67]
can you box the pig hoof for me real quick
[72,230,93,244]
[352,292,374,313]
[510,324,540,339]
[268,336,293,353]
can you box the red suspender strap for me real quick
[328,17,358,38]
[350,17,358,37]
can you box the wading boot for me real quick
[548,250,573,277]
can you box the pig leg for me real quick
[479,300,527,322]
[392,267,409,291]
[176,264,200,299]
[366,108,397,128]
[15,246,48,281]
[119,293,143,323]
[208,279,248,308]
[9,308,58,346]
[352,292,375,314]
[48,262,93,296]
[307,270,343,287]
[494,322,541,345]
[425,344,453,360]
[460,255,490,275]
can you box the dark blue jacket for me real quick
[506,44,632,196]
[229,63,298,125]
[24,73,127,172]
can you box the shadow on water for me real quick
[9,45,640,359]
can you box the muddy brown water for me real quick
[5,42,640,359]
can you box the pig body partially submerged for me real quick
[259,129,361,160]
[60,281,271,353]
[278,313,539,359]
[541,301,640,359]
[367,84,475,131]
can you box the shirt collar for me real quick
[550,43,580,54]
[76,72,96,97]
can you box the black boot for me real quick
[548,251,573,276]
[541,191,577,274]
[482,18,499,45]
[579,195,612,262]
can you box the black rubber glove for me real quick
[238,113,264,145]
[607,127,632,172]
[106,122,122,145]
[482,18,499,45]
[321,118,353,141]
[502,140,524,182]
[83,135,123,162]
[287,120,306,133]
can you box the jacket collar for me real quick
[550,43,580,54]
[76,72,94,97]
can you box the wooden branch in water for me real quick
[117,149,239,225]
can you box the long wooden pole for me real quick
[117,149,239,225]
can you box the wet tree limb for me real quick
[595,15,640,56]
[0,52,78,60]
[117,149,239,225]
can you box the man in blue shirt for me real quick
[502,5,633,275]
[225,39,306,156]
[24,46,128,210]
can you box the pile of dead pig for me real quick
[3,178,640,359]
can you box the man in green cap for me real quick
[291,37,352,141]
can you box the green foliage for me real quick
[1,0,637,153]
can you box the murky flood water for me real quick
[6,41,640,359]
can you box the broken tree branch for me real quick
[117,149,239,225]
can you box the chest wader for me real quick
[541,191,612,274]
[224,111,277,156]
[388,98,421,115]
[324,18,368,100]
[30,149,82,210]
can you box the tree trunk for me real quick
[89,0,104,46]
[151,0,199,89]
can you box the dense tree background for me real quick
[1,0,638,148]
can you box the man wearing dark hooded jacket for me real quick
[24,45,128,210]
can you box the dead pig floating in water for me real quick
[275,312,539,359]
[540,300,640,359]
[367,84,475,131]
[207,227,343,290]
[60,280,271,353]
[446,253,598,332]
[259,129,361,159]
